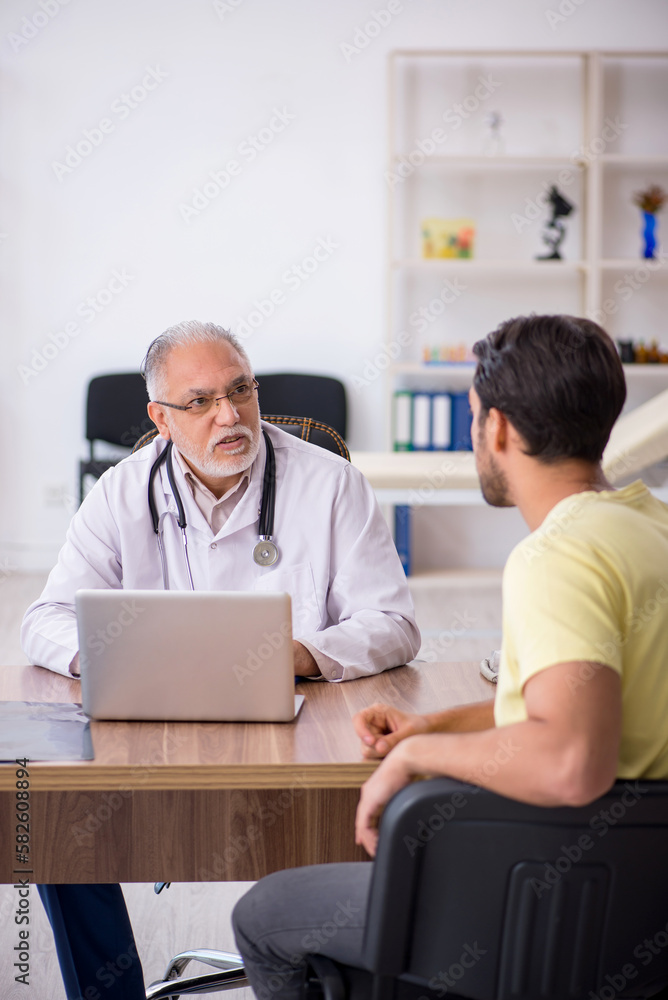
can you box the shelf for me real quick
[408,568,503,585]
[391,363,475,389]
[391,155,586,170]
[392,364,668,381]
[601,259,668,272]
[393,259,588,273]
[392,363,475,372]
[392,51,585,161]
[376,488,485,506]
[601,155,668,167]
[350,450,478,492]
[386,48,668,574]
[623,365,668,379]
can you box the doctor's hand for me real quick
[293,641,321,677]
[355,742,414,857]
[353,702,428,759]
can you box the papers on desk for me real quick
[0,702,93,762]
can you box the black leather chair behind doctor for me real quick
[81,371,347,504]
[80,372,156,503]
[255,373,347,440]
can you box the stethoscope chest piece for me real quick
[253,537,279,567]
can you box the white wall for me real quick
[1,0,667,569]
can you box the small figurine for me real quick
[617,340,635,363]
[647,340,661,364]
[483,110,505,157]
[633,184,666,259]
[536,186,575,261]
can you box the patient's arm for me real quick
[354,699,496,759]
[355,661,622,856]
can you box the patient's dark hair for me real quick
[472,314,626,463]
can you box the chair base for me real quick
[146,949,248,998]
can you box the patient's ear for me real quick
[147,402,171,440]
[485,407,508,453]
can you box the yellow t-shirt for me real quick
[495,480,668,779]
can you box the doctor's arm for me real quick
[20,477,124,676]
[293,641,320,677]
[296,466,421,682]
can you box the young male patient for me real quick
[232,313,668,999]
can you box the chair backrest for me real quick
[255,374,347,440]
[362,777,668,1000]
[132,415,350,461]
[85,373,155,449]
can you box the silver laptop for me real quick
[76,590,304,722]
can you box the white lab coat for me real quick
[22,423,420,681]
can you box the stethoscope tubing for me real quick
[148,428,277,589]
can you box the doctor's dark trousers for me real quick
[37,884,145,1000]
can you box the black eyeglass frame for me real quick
[152,379,260,413]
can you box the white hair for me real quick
[142,321,251,400]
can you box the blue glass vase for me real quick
[642,211,657,259]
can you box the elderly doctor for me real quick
[21,320,420,1000]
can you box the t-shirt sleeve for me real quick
[502,533,625,692]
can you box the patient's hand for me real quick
[353,702,429,759]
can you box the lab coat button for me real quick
[210,542,217,550]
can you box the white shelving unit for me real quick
[385,49,668,574]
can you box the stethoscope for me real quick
[148,428,279,590]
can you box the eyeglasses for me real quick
[154,379,259,416]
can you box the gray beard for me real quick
[170,424,262,481]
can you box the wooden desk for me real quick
[0,662,493,883]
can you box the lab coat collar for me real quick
[156,431,267,539]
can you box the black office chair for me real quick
[305,777,668,1000]
[255,373,347,440]
[146,777,668,999]
[80,373,155,502]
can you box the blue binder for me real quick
[450,392,473,451]
[394,505,411,576]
